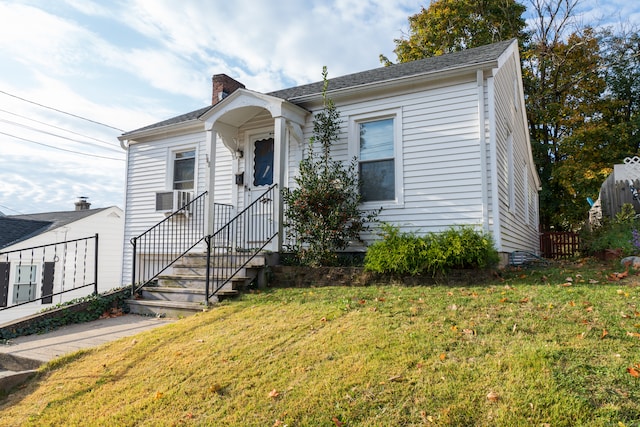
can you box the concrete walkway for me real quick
[0,314,174,363]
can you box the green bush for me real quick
[580,204,639,256]
[364,224,499,276]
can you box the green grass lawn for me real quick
[1,260,639,426]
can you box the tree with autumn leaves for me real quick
[385,0,640,230]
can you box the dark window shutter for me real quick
[0,263,9,307]
[41,262,55,304]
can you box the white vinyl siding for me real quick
[493,53,539,254]
[0,207,123,324]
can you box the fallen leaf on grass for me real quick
[273,420,284,427]
[388,374,404,382]
[439,353,446,361]
[627,332,640,338]
[589,279,599,284]
[154,391,164,400]
[627,367,640,378]
[608,271,628,281]
[561,282,573,287]
[462,328,476,335]
[486,391,499,402]
[519,297,529,303]
[601,329,608,339]
[268,389,280,398]
[332,416,344,427]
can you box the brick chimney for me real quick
[212,74,245,105]
[74,196,91,211]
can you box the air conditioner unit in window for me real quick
[155,190,193,213]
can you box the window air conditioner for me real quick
[155,190,193,213]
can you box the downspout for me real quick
[477,70,489,233]
[487,75,502,252]
[204,125,217,236]
[118,137,132,287]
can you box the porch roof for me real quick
[120,39,514,138]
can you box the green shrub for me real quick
[580,203,639,256]
[364,224,499,276]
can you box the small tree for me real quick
[282,67,379,266]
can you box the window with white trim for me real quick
[507,135,515,213]
[523,164,529,224]
[172,149,196,190]
[13,264,37,304]
[350,110,402,205]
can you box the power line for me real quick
[0,118,123,154]
[0,203,24,215]
[0,131,125,161]
[0,108,121,149]
[0,89,125,132]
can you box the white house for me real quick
[119,39,540,294]
[0,200,124,324]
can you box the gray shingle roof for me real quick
[0,218,51,249]
[268,39,515,100]
[0,208,108,249]
[120,39,515,137]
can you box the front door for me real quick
[244,134,275,247]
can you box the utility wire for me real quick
[0,131,125,161]
[0,118,123,154]
[0,203,24,215]
[0,89,125,132]
[0,108,120,149]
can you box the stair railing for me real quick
[130,192,232,295]
[205,184,278,302]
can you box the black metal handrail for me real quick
[130,192,233,295]
[205,184,278,301]
[0,234,98,311]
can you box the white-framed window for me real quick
[507,134,515,213]
[13,264,37,304]
[523,164,529,224]
[172,149,196,190]
[349,109,403,206]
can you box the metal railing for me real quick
[0,234,98,311]
[205,184,278,301]
[130,192,233,294]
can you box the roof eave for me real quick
[283,59,500,104]
[118,118,205,145]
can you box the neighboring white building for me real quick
[0,201,124,324]
[119,39,540,286]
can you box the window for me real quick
[173,150,195,190]
[13,264,37,304]
[253,137,274,186]
[507,135,515,213]
[358,118,395,202]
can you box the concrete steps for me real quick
[126,252,270,318]
[0,353,42,394]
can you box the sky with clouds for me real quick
[0,0,638,215]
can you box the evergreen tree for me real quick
[282,67,379,266]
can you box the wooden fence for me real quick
[599,177,640,218]
[540,232,581,259]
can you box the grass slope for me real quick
[1,261,640,426]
